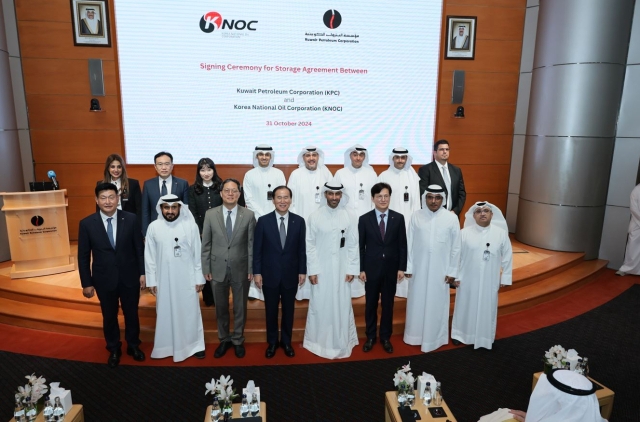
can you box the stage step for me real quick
[0,252,607,344]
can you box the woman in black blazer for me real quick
[188,157,224,234]
[96,154,142,226]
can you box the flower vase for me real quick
[223,398,233,419]
[24,401,37,421]
[396,385,408,407]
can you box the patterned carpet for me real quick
[2,284,638,421]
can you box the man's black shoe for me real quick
[126,346,146,362]
[214,341,232,358]
[363,338,376,352]
[194,351,206,359]
[452,339,462,346]
[235,344,246,358]
[382,340,394,354]
[282,343,295,358]
[265,343,278,358]
[108,348,122,368]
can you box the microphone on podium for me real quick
[47,170,59,190]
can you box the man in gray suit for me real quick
[202,178,255,358]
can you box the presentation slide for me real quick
[114,1,442,164]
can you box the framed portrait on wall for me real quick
[445,16,477,60]
[70,0,111,47]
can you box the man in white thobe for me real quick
[377,147,421,298]
[617,183,640,276]
[503,370,605,422]
[288,146,333,300]
[403,185,460,353]
[303,181,360,359]
[243,145,286,300]
[145,195,205,362]
[451,201,512,350]
[333,144,378,298]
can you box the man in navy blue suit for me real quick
[141,151,189,236]
[253,185,307,358]
[358,182,407,354]
[78,183,146,368]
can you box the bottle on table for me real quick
[434,382,442,406]
[14,394,26,422]
[43,396,55,422]
[575,358,584,375]
[240,394,249,418]
[564,361,571,371]
[423,382,432,407]
[249,393,259,417]
[211,396,221,421]
[53,397,65,421]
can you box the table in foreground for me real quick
[532,371,614,420]
[204,402,267,421]
[10,404,84,422]
[384,390,457,422]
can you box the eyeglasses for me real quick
[474,209,492,215]
[155,162,172,167]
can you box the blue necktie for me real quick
[107,217,115,249]
[161,180,167,196]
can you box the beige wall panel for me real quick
[31,130,122,164]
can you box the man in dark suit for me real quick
[78,183,146,368]
[141,151,189,236]
[201,179,255,358]
[418,139,466,216]
[253,185,306,358]
[359,182,407,353]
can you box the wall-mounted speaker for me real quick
[451,70,465,104]
[88,59,105,96]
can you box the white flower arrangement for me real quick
[393,362,415,389]
[543,345,568,369]
[205,375,239,401]
[17,373,48,404]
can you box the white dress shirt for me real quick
[275,211,289,234]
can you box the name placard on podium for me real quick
[1,190,76,278]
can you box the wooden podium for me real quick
[1,190,76,278]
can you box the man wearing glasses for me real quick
[201,179,256,358]
[451,201,513,350]
[141,151,189,236]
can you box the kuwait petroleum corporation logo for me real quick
[31,215,44,226]
[323,9,342,29]
[199,11,258,33]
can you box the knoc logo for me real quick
[199,11,258,33]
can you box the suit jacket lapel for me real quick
[432,162,446,187]
[94,213,114,249]
[216,207,228,242]
[231,207,244,243]
[282,213,292,251]
[114,210,124,251]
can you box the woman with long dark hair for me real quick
[97,154,142,224]
[188,157,224,233]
